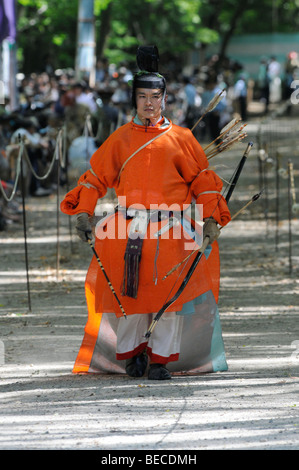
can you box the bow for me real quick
[145,142,253,339]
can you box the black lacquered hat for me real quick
[131,45,166,108]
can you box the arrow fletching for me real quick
[205,89,226,113]
[191,88,226,132]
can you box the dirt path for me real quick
[0,117,298,450]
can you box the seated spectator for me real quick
[10,117,52,197]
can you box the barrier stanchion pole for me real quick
[20,141,32,311]
[64,128,74,254]
[275,151,281,251]
[288,160,293,275]
[56,137,61,281]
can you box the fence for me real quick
[253,116,298,273]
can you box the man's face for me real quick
[135,87,165,124]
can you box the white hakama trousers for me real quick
[116,312,184,364]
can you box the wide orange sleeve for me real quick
[89,125,130,188]
[174,127,231,227]
[60,125,132,216]
[60,169,107,216]
[191,169,231,226]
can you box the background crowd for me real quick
[1,51,298,231]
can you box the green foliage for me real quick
[102,0,215,67]
[17,0,79,73]
[94,0,113,15]
[234,0,299,34]
[15,0,299,74]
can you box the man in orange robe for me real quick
[61,67,231,380]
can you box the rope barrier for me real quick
[0,115,93,310]
[0,126,67,203]
[0,138,24,202]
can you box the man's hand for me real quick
[75,213,92,242]
[203,217,220,245]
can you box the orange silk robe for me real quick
[61,118,231,319]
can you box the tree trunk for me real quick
[218,1,249,66]
[96,3,112,60]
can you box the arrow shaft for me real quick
[87,238,127,319]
